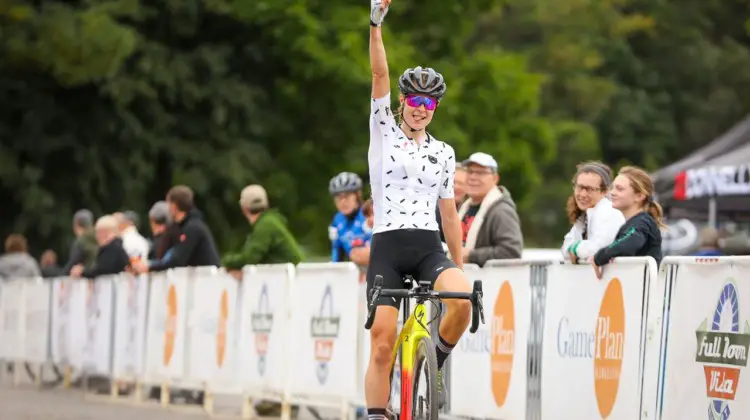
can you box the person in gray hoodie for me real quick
[455,152,523,267]
[0,234,41,279]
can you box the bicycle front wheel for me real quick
[410,336,438,420]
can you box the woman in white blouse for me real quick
[561,161,625,263]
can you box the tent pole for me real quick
[709,197,717,229]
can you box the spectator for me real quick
[114,211,150,261]
[0,234,41,279]
[561,161,625,263]
[693,227,723,257]
[132,185,221,274]
[437,163,468,242]
[147,201,173,260]
[62,209,99,274]
[457,152,523,266]
[70,215,130,278]
[222,185,304,272]
[40,249,63,278]
[592,166,665,278]
[327,172,370,263]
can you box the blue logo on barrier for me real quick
[251,283,273,376]
[311,285,340,385]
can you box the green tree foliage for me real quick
[1,0,749,258]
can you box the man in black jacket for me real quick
[133,185,220,274]
[70,215,130,278]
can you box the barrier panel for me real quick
[111,273,149,381]
[0,279,25,361]
[288,263,359,415]
[448,260,531,419]
[238,264,294,400]
[23,279,52,365]
[143,269,190,384]
[186,266,240,392]
[657,256,750,420]
[50,278,86,368]
[81,277,115,375]
[540,257,660,420]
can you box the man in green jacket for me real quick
[222,185,304,271]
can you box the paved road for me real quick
[0,379,341,420]
[0,383,213,419]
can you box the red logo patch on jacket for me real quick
[180,234,186,242]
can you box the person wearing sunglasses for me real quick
[364,0,472,417]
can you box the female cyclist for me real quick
[365,0,471,417]
[591,165,665,278]
[561,161,625,263]
[328,172,371,263]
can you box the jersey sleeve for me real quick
[370,94,398,134]
[439,145,456,199]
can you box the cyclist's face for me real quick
[573,172,605,210]
[400,94,435,130]
[334,192,359,215]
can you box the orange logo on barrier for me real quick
[216,289,229,367]
[593,277,625,418]
[163,284,177,366]
[491,280,515,407]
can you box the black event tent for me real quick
[653,116,750,222]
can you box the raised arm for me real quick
[370,0,391,99]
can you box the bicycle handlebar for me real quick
[364,275,486,333]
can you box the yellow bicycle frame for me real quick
[388,301,430,420]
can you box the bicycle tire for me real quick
[410,336,439,420]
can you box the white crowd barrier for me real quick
[1,256,749,420]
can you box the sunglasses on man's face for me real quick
[405,95,438,111]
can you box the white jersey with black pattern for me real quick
[368,93,455,234]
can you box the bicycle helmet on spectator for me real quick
[329,172,363,195]
[397,66,447,100]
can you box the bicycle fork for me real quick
[389,299,430,420]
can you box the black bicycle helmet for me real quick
[329,172,363,195]
[397,66,447,100]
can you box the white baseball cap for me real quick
[462,152,498,171]
[240,185,269,211]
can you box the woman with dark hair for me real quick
[561,161,625,263]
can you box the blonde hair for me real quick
[565,161,613,224]
[618,166,666,229]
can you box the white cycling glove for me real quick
[370,0,389,27]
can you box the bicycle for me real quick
[364,274,485,420]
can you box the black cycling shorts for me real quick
[366,228,458,309]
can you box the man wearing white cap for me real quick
[456,152,523,266]
[221,184,304,272]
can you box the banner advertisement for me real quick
[660,261,750,420]
[541,263,647,419]
[287,263,359,399]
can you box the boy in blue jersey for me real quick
[328,172,372,263]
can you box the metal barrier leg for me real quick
[160,382,170,406]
